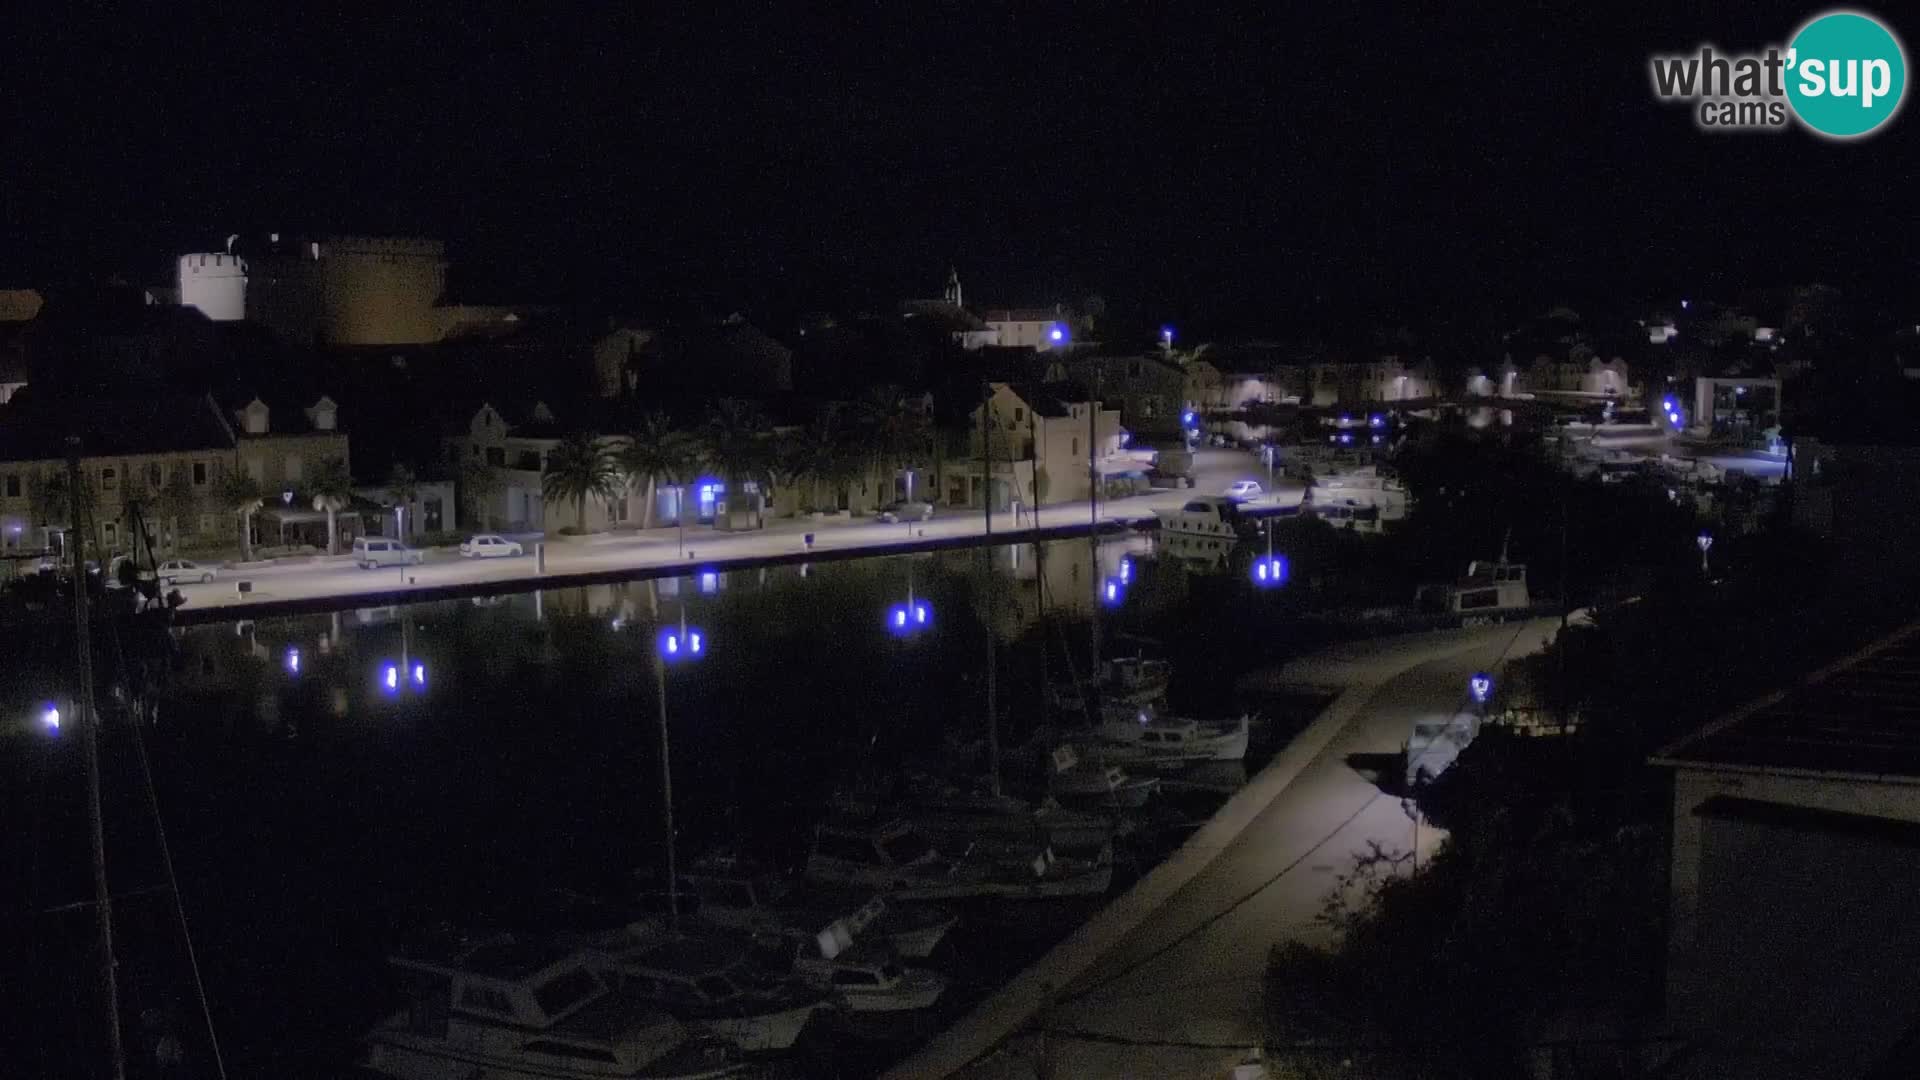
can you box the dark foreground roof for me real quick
[1655,622,1920,780]
[0,393,235,463]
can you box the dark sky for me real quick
[3,2,1916,334]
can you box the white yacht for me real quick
[680,855,957,960]
[805,819,1113,901]
[1154,494,1251,539]
[586,932,832,1053]
[1414,558,1532,617]
[1047,747,1159,809]
[770,913,949,1014]
[1076,715,1252,771]
[362,938,751,1080]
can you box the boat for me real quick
[1074,714,1252,771]
[1099,654,1171,705]
[1047,747,1159,809]
[680,854,957,960]
[794,943,947,1014]
[804,819,1113,901]
[1413,556,1532,617]
[768,912,949,1014]
[848,780,1120,853]
[1153,494,1253,539]
[585,931,833,1053]
[363,937,751,1079]
[1047,656,1172,716]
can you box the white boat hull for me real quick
[840,971,948,1013]
[699,1001,823,1053]
[1079,717,1250,770]
[364,1029,748,1079]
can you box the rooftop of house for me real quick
[0,393,235,463]
[981,308,1063,323]
[1654,621,1920,781]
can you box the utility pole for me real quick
[980,382,1000,796]
[68,437,126,1080]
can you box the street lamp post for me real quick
[654,604,705,929]
[1696,531,1714,577]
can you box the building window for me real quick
[471,445,481,459]
[100,467,117,492]
[1013,407,1025,423]
[102,521,117,545]
[1072,437,1079,457]
[193,462,208,486]
[4,474,18,499]
[514,450,541,471]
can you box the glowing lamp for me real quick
[382,664,400,693]
[1102,578,1125,607]
[285,648,301,675]
[1119,557,1133,584]
[1252,555,1287,588]
[1049,325,1065,343]
[41,704,60,731]
[659,627,707,661]
[412,663,426,688]
[1469,673,1494,704]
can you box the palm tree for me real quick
[618,412,698,529]
[308,457,355,555]
[859,386,934,502]
[215,472,264,562]
[155,469,200,555]
[782,405,854,511]
[542,432,621,533]
[460,458,503,531]
[700,399,772,525]
[384,463,420,539]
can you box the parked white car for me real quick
[352,537,425,569]
[156,559,215,585]
[1223,480,1264,499]
[459,534,524,558]
[875,501,935,524]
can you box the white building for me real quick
[1652,623,1920,1080]
[178,251,248,321]
[981,307,1071,351]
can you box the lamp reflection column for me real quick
[654,603,705,928]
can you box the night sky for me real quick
[3,2,1915,334]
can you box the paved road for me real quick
[893,617,1564,1080]
[171,450,1298,614]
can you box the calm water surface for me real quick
[6,531,1335,1078]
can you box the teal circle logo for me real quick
[1786,11,1907,138]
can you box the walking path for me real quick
[886,616,1565,1080]
[172,451,1299,619]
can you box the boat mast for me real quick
[1088,367,1101,675]
[68,437,127,1080]
[980,381,1000,797]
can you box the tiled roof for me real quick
[1655,622,1920,780]
[0,393,235,463]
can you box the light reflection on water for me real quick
[11,530,1314,1076]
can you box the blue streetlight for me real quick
[1119,557,1133,584]
[41,703,60,731]
[1368,414,1385,428]
[1102,577,1126,607]
[1252,554,1287,588]
[380,659,428,695]
[1049,324,1067,344]
[1160,325,1175,347]
[886,601,934,637]
[1469,672,1494,704]
[285,647,301,675]
[659,626,706,661]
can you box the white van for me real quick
[352,537,425,569]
